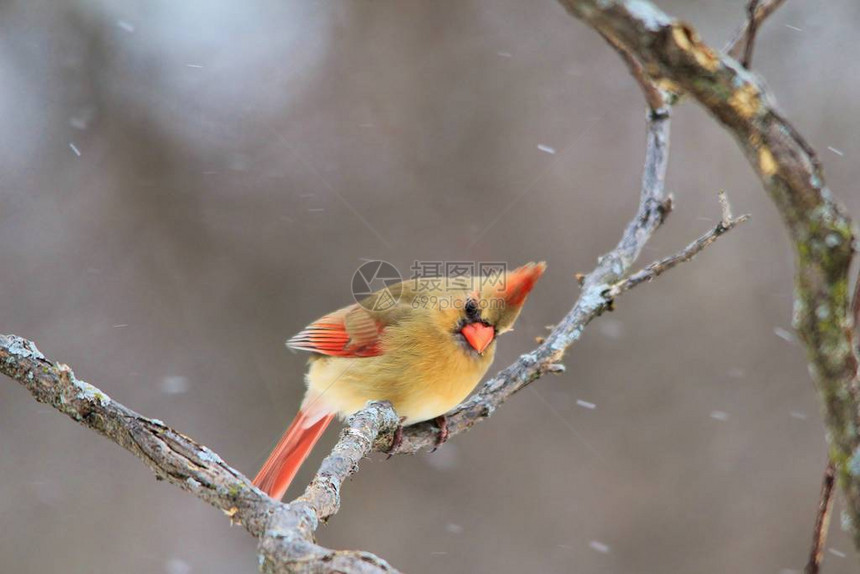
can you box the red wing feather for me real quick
[287,304,385,357]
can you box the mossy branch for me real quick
[555,0,860,549]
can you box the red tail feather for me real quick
[252,410,334,500]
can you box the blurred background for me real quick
[2,0,859,572]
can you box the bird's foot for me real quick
[386,417,407,459]
[431,415,449,452]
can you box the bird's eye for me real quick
[465,298,479,319]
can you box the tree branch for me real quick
[555,0,860,549]
[597,29,671,111]
[741,0,762,68]
[725,0,788,62]
[604,192,750,299]
[806,461,836,574]
[260,402,402,573]
[0,333,400,574]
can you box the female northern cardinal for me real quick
[253,262,546,500]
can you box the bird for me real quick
[252,261,546,500]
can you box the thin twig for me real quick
[725,0,789,61]
[852,273,860,355]
[741,0,763,68]
[806,461,836,574]
[598,29,669,111]
[603,192,750,299]
[718,189,734,226]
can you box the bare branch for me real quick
[0,333,400,574]
[717,189,734,226]
[555,0,860,549]
[741,0,762,68]
[597,29,670,111]
[806,461,836,574]
[853,272,860,355]
[725,0,789,61]
[604,192,750,299]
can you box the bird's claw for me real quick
[430,415,449,452]
[386,418,406,459]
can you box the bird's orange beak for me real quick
[461,322,494,354]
